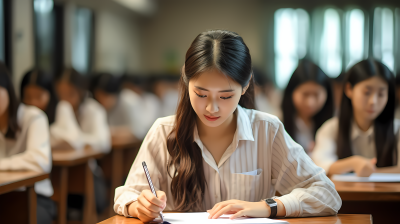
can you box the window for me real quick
[274,8,309,88]
[71,7,93,75]
[345,9,366,70]
[373,7,394,71]
[319,8,342,78]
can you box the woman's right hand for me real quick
[352,156,377,177]
[128,190,167,222]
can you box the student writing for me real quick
[114,30,341,222]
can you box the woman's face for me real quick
[23,84,50,111]
[94,89,117,111]
[188,69,246,128]
[56,81,81,110]
[0,86,9,117]
[345,76,388,122]
[292,81,328,119]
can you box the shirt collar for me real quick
[351,120,374,140]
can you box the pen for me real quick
[142,161,165,223]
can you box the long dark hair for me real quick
[337,59,397,167]
[20,69,59,124]
[0,62,20,139]
[57,68,88,105]
[282,59,334,140]
[90,73,121,95]
[167,30,254,212]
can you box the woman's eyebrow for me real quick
[194,86,234,92]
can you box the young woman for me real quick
[55,68,111,153]
[281,60,334,155]
[0,63,56,224]
[91,73,146,139]
[312,59,400,177]
[20,69,84,149]
[114,30,341,222]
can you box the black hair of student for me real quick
[395,72,400,87]
[0,62,20,139]
[281,59,334,141]
[57,68,88,104]
[337,59,397,167]
[90,73,121,95]
[20,69,59,124]
[167,30,254,212]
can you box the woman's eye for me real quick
[220,96,233,100]
[195,92,206,98]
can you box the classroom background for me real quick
[1,0,400,224]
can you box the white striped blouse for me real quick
[114,105,341,217]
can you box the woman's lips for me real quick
[204,115,220,121]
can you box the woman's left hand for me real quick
[207,200,270,220]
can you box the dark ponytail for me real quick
[167,30,254,212]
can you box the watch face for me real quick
[266,199,277,206]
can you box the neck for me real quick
[0,109,9,134]
[197,111,237,139]
[297,113,313,128]
[353,112,373,132]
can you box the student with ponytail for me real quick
[313,59,400,177]
[114,30,341,222]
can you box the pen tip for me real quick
[142,161,146,166]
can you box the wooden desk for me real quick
[333,180,400,201]
[333,180,400,223]
[52,147,104,224]
[100,136,141,217]
[0,171,49,224]
[97,214,372,224]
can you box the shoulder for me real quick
[57,100,74,111]
[81,98,105,113]
[316,117,339,137]
[152,115,175,129]
[18,104,48,126]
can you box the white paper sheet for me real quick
[332,173,400,182]
[152,212,289,224]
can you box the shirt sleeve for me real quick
[0,113,52,173]
[270,120,342,217]
[80,103,111,153]
[113,119,170,217]
[311,118,338,173]
[50,101,84,150]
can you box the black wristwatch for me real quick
[264,198,277,218]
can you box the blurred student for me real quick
[122,75,160,136]
[55,68,110,215]
[281,60,334,155]
[0,63,56,224]
[91,73,145,139]
[55,68,111,153]
[312,59,400,177]
[253,68,282,118]
[151,74,180,117]
[20,69,82,149]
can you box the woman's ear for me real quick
[242,82,250,95]
[344,82,353,100]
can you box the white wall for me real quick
[11,0,35,95]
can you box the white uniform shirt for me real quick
[294,117,314,156]
[114,105,341,217]
[50,99,111,153]
[0,104,53,197]
[312,117,400,173]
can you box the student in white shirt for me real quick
[0,63,56,224]
[20,69,84,150]
[91,73,146,139]
[114,30,341,222]
[122,75,160,136]
[313,59,400,177]
[281,60,334,155]
[55,68,111,215]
